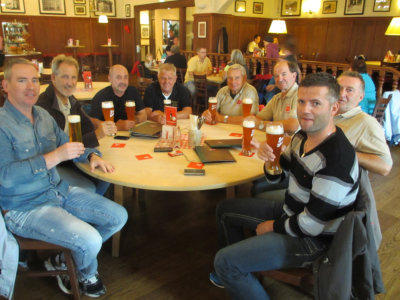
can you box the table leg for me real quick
[226,186,236,199]
[112,184,124,258]
[73,48,78,59]
[107,48,113,68]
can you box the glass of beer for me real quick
[242,98,253,118]
[125,101,136,121]
[242,119,255,156]
[102,101,114,122]
[265,122,284,175]
[208,97,217,125]
[68,115,82,143]
[164,99,171,106]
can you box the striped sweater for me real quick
[271,127,359,238]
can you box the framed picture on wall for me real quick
[94,0,115,17]
[38,0,66,15]
[125,4,131,17]
[198,21,206,38]
[74,5,86,15]
[373,0,391,12]
[322,0,337,14]
[344,0,365,15]
[73,0,85,4]
[281,0,302,16]
[141,25,150,39]
[235,0,246,12]
[253,2,264,14]
[0,0,25,13]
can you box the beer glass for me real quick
[265,122,284,175]
[125,101,136,121]
[102,101,114,122]
[208,97,217,125]
[242,120,255,156]
[242,98,253,118]
[68,115,82,143]
[164,99,171,106]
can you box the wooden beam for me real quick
[134,0,194,12]
[179,7,186,50]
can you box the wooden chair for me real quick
[193,74,207,114]
[133,77,153,99]
[176,68,187,84]
[15,235,80,300]
[372,94,392,125]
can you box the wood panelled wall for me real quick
[193,14,400,63]
[0,15,135,68]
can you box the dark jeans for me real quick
[214,196,330,300]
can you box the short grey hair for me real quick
[51,54,79,75]
[171,45,180,54]
[227,64,246,77]
[4,58,37,80]
[158,63,176,75]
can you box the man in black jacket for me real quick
[37,55,111,195]
[165,45,187,69]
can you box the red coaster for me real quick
[135,154,153,160]
[111,143,126,148]
[239,151,255,157]
[229,133,242,137]
[187,162,204,169]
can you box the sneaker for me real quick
[44,254,72,295]
[209,271,224,288]
[80,274,106,298]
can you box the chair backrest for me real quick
[372,94,392,125]
[193,74,207,97]
[133,77,153,98]
[176,68,186,84]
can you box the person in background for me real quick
[37,55,111,195]
[173,36,179,46]
[166,29,175,47]
[247,35,261,54]
[350,56,376,115]
[222,49,249,80]
[263,35,279,59]
[144,53,156,69]
[144,63,192,124]
[165,45,187,69]
[202,64,258,125]
[161,45,172,61]
[184,47,213,97]
[90,64,147,131]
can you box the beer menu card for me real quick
[82,71,93,89]
[165,106,177,126]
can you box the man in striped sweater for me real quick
[210,73,359,299]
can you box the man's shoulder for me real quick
[343,110,381,131]
[242,82,257,93]
[37,85,55,107]
[322,127,356,163]
[126,85,139,93]
[93,85,112,99]
[217,86,230,97]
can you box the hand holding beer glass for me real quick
[68,115,82,143]
[101,101,117,136]
[208,97,217,125]
[242,98,253,118]
[242,119,255,156]
[265,122,284,175]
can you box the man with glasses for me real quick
[144,63,192,124]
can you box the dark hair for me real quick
[171,45,180,54]
[351,58,367,73]
[339,70,365,92]
[264,35,273,43]
[299,72,340,104]
[165,45,171,52]
[254,34,261,40]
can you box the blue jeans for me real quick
[214,197,329,300]
[4,186,127,281]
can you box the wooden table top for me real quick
[207,74,224,84]
[76,120,266,191]
[100,44,119,48]
[65,45,85,48]
[40,81,109,101]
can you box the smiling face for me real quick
[274,61,297,93]
[297,86,338,134]
[3,63,40,110]
[158,70,177,94]
[52,62,78,98]
[337,75,364,114]
[227,68,246,95]
[109,65,129,96]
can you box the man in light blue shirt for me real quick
[0,58,128,298]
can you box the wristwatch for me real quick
[223,115,229,123]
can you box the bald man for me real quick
[90,64,147,134]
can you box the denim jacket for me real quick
[0,100,100,211]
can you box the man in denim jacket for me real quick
[0,58,128,298]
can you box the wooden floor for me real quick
[13,146,400,300]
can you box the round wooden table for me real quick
[65,45,85,59]
[100,44,119,68]
[76,119,267,257]
[40,81,109,101]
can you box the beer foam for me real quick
[102,101,113,108]
[209,97,217,104]
[243,98,253,104]
[68,115,81,123]
[266,125,284,134]
[125,101,136,107]
[243,120,255,128]
[164,99,171,105]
